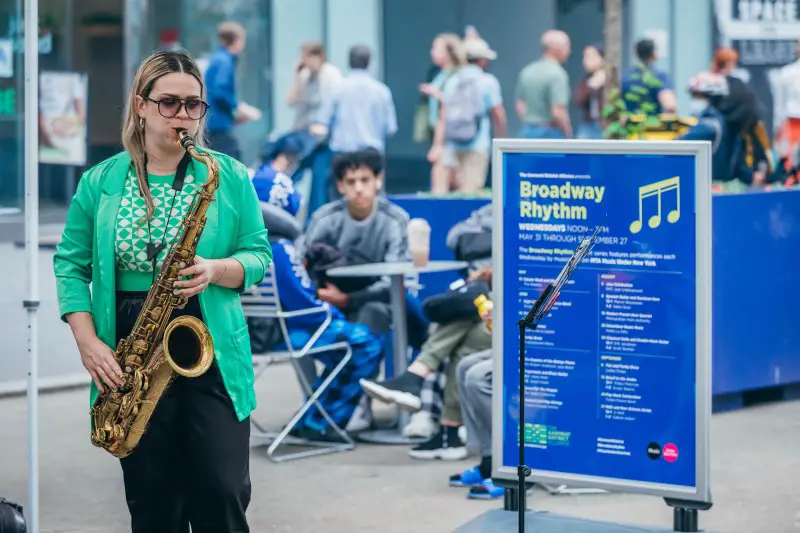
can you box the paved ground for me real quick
[1,364,800,533]
[1,247,799,532]
[0,245,88,394]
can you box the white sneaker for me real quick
[402,410,437,439]
[345,395,373,433]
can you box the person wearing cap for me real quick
[428,35,506,192]
[679,72,735,182]
[464,37,508,140]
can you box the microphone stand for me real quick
[512,227,601,533]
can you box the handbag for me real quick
[0,498,26,533]
[413,101,432,143]
[422,279,490,325]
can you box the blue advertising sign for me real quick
[491,140,712,502]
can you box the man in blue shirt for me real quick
[253,172,384,442]
[309,45,397,212]
[205,21,250,161]
[621,38,676,116]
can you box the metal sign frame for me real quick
[490,138,712,503]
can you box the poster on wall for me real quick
[491,139,713,502]
[713,0,800,135]
[38,71,88,166]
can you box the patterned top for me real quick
[114,166,199,290]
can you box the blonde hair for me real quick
[435,33,467,68]
[122,50,207,223]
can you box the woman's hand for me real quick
[427,144,443,164]
[175,255,221,297]
[78,335,124,393]
[420,83,442,101]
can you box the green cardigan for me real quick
[53,149,272,422]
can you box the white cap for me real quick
[464,38,497,61]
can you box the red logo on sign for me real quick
[663,443,678,463]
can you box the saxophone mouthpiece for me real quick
[176,128,195,151]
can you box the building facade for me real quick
[0,0,726,211]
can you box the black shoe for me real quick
[296,426,349,444]
[359,371,424,412]
[409,427,468,461]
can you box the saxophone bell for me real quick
[163,315,215,379]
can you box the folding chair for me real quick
[240,263,356,462]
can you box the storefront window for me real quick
[0,0,98,212]
[133,0,272,167]
[0,0,26,213]
[184,1,272,166]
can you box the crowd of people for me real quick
[194,19,800,503]
[47,10,800,531]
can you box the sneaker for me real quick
[345,395,373,433]
[449,466,484,487]
[359,371,424,411]
[402,410,437,438]
[467,478,505,500]
[408,428,468,461]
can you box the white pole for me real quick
[23,0,40,532]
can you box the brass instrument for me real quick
[90,129,219,458]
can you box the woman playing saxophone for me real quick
[53,49,271,533]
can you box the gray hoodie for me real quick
[296,197,410,307]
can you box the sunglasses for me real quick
[145,96,210,120]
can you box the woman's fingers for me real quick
[94,365,117,391]
[89,369,104,394]
[178,264,200,278]
[100,359,124,388]
[178,285,204,298]
[174,273,208,289]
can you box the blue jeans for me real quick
[520,125,565,139]
[576,122,604,139]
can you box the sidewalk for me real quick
[0,205,68,245]
[0,359,798,532]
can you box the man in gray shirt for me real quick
[515,29,573,139]
[297,149,410,334]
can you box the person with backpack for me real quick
[428,36,505,193]
[710,48,774,185]
[679,72,736,182]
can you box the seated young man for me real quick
[360,267,494,460]
[296,148,411,336]
[254,172,383,442]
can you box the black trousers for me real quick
[115,291,251,533]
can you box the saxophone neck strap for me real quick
[173,152,192,192]
[144,152,192,263]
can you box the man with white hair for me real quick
[514,29,572,138]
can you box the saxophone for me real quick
[90,129,219,458]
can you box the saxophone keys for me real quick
[132,339,148,355]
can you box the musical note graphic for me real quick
[629,176,680,234]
